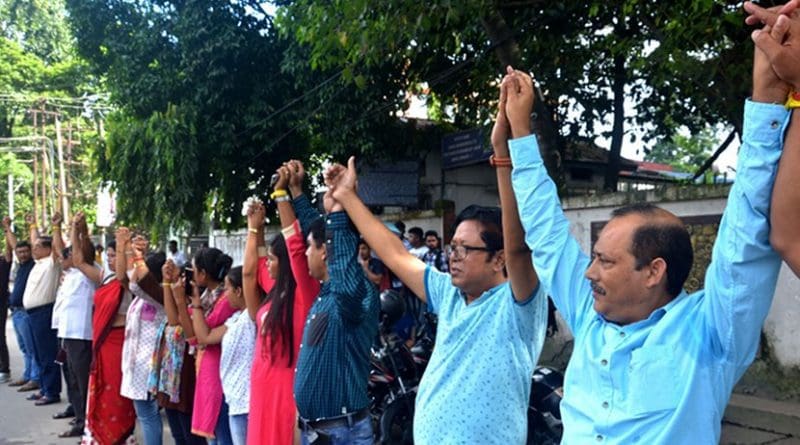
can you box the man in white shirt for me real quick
[167,240,187,268]
[52,241,97,437]
[21,213,63,405]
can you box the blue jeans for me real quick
[228,413,248,445]
[133,398,163,445]
[11,308,39,382]
[301,415,373,445]
[27,304,60,398]
[208,400,233,445]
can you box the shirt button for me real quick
[770,120,780,129]
[619,332,625,337]
[311,314,316,319]
[602,401,609,409]
[596,434,604,442]
[600,359,608,366]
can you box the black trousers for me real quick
[0,295,9,373]
[63,338,92,426]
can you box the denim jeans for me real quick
[301,415,373,445]
[208,400,233,445]
[27,304,60,398]
[228,413,248,445]
[11,308,39,382]
[133,398,163,445]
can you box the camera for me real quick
[183,267,194,295]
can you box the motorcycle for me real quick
[369,290,435,445]
[527,366,565,445]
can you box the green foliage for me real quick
[276,0,753,186]
[0,0,74,64]
[645,127,718,178]
[66,0,313,232]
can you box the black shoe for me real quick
[53,409,76,419]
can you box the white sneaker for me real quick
[0,373,10,384]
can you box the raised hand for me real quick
[247,201,266,230]
[24,213,35,225]
[273,164,290,191]
[327,157,357,204]
[2,216,10,229]
[132,235,148,257]
[287,159,306,197]
[162,259,178,283]
[115,227,131,248]
[491,74,512,156]
[504,66,535,139]
[754,14,800,93]
[51,211,63,227]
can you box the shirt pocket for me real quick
[306,311,329,347]
[626,345,680,416]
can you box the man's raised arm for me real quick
[702,3,796,364]
[493,70,539,302]
[506,69,593,332]
[328,158,428,303]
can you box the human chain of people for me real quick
[0,1,799,444]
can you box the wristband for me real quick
[270,189,288,199]
[191,304,203,310]
[248,227,260,234]
[786,91,800,110]
[134,261,146,269]
[162,282,173,287]
[489,154,513,168]
[274,196,291,203]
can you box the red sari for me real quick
[248,221,319,445]
[84,279,136,445]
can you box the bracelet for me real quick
[489,154,513,168]
[162,282,173,287]
[274,196,291,203]
[29,223,37,229]
[270,189,288,199]
[134,261,146,269]
[248,227,260,234]
[786,91,800,110]
[191,304,203,310]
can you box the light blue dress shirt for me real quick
[509,100,790,444]
[414,267,548,444]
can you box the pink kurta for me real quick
[248,221,319,445]
[191,290,237,438]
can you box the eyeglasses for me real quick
[447,244,493,260]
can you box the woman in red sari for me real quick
[70,216,136,445]
[244,162,319,445]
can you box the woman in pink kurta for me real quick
[172,248,236,442]
[244,169,319,445]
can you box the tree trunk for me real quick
[604,52,627,192]
[480,8,565,193]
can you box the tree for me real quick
[0,0,74,64]
[276,0,754,191]
[66,0,313,233]
[645,127,718,181]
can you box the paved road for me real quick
[0,320,798,444]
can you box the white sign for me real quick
[96,183,116,227]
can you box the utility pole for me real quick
[55,114,70,223]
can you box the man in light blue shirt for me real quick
[502,12,796,443]
[324,140,549,441]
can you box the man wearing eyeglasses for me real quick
[322,89,550,443]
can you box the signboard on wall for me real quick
[441,129,489,169]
